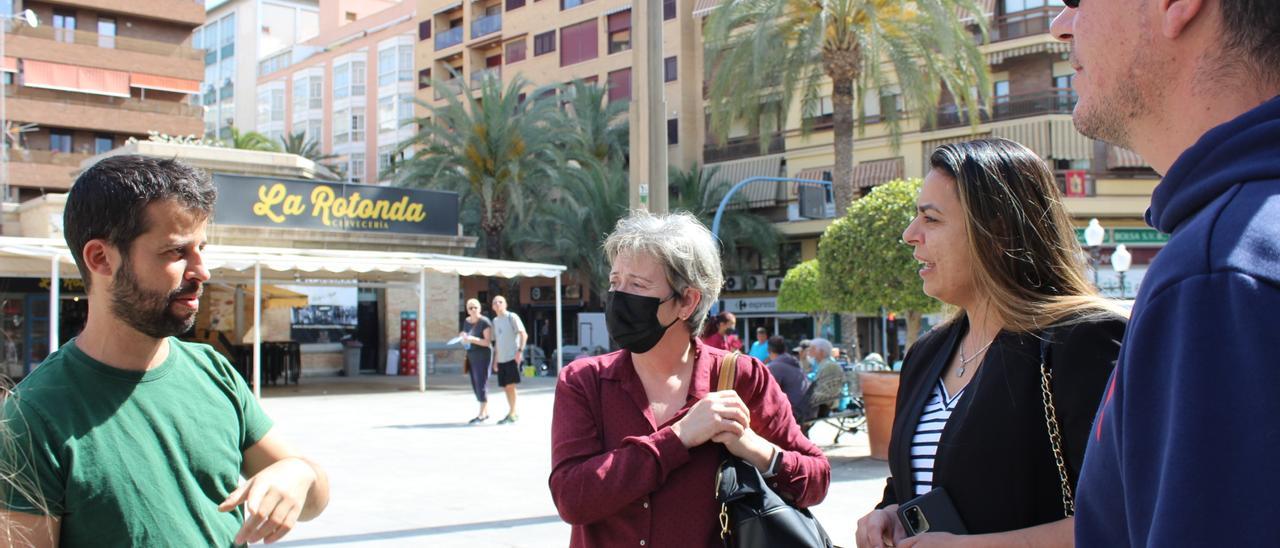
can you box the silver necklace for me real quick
[957,337,995,377]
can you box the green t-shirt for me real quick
[1,338,274,547]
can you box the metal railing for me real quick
[8,149,93,166]
[988,7,1059,43]
[471,14,501,40]
[703,134,785,164]
[435,27,463,50]
[4,85,205,118]
[470,67,500,89]
[930,88,1076,129]
[13,25,203,61]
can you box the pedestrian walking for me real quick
[489,295,527,424]
[549,211,829,547]
[1051,3,1280,545]
[0,156,330,546]
[748,326,771,362]
[459,298,493,424]
[854,139,1126,548]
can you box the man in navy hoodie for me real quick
[1051,1,1280,545]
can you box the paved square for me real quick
[263,373,889,547]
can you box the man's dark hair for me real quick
[1220,0,1280,85]
[767,335,787,356]
[64,156,216,290]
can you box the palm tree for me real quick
[279,130,342,180]
[561,79,629,166]
[226,127,281,152]
[703,0,991,213]
[510,79,629,304]
[668,163,782,275]
[391,73,565,300]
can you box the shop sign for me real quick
[212,174,459,236]
[0,278,86,293]
[720,297,777,314]
[1074,227,1170,246]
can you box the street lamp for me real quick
[1084,218,1105,288]
[1,9,40,205]
[1112,244,1132,298]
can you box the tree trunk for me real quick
[831,75,857,216]
[485,226,505,305]
[906,311,923,349]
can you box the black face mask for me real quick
[605,290,679,354]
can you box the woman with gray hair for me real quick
[549,211,830,547]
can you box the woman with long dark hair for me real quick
[855,138,1126,547]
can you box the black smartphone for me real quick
[897,488,968,536]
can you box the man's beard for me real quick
[1072,27,1164,149]
[110,258,202,339]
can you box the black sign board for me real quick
[211,174,459,236]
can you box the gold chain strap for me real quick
[1039,362,1075,517]
[717,351,740,541]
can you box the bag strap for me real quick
[1039,332,1075,517]
[717,351,740,392]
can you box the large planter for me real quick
[859,371,901,461]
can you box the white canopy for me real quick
[0,236,568,397]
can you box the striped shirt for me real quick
[911,379,968,496]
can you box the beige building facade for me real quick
[2,0,205,201]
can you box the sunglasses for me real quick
[1064,0,1079,7]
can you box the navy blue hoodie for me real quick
[1076,96,1280,546]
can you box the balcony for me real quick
[703,134,785,164]
[470,67,500,89]
[930,89,1076,129]
[988,7,1059,43]
[433,79,465,100]
[9,25,202,80]
[435,27,464,50]
[5,150,95,191]
[470,14,501,40]
[46,0,206,25]
[4,85,204,136]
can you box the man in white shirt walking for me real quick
[490,295,527,424]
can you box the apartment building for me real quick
[711,0,1164,357]
[414,0,704,167]
[1,0,204,201]
[196,0,321,139]
[257,0,416,184]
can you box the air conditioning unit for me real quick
[767,277,784,291]
[746,274,766,291]
[724,275,744,292]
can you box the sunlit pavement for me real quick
[261,372,888,547]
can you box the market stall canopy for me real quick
[0,237,566,281]
[207,283,308,309]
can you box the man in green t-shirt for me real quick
[1,156,330,546]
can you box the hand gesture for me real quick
[856,505,907,548]
[219,457,318,545]
[672,390,750,448]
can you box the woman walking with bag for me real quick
[550,212,830,547]
[855,139,1126,548]
[459,298,493,424]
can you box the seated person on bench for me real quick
[804,338,847,427]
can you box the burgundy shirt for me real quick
[549,338,830,547]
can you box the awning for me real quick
[208,283,309,309]
[793,166,831,182]
[1107,145,1149,169]
[1,57,16,74]
[131,73,201,94]
[988,41,1071,65]
[693,0,721,17]
[707,154,785,208]
[433,2,462,15]
[22,60,131,98]
[604,4,631,16]
[852,157,904,190]
[990,119,1090,161]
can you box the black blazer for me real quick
[877,314,1125,534]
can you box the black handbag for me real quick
[715,351,834,548]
